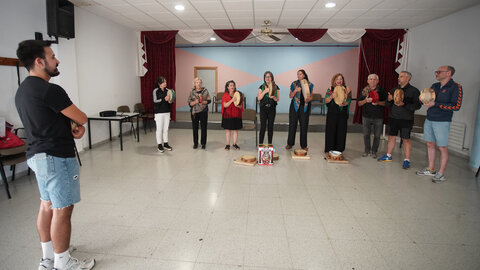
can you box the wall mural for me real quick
[175,46,359,114]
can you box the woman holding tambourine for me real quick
[222,80,243,150]
[188,77,211,149]
[286,69,313,150]
[153,76,175,153]
[257,71,280,145]
[324,73,352,153]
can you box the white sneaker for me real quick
[432,172,446,183]
[38,246,76,270]
[416,167,436,176]
[54,256,95,270]
[39,258,54,270]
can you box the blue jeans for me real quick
[363,117,383,153]
[27,153,81,209]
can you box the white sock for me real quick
[41,241,54,260]
[54,250,70,269]
[387,153,392,157]
[404,159,410,161]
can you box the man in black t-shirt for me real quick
[357,74,387,158]
[15,40,95,270]
[378,71,421,170]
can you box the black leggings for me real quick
[259,106,276,144]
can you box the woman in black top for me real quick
[257,71,279,145]
[153,76,174,153]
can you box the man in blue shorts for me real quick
[416,66,462,183]
[15,40,95,270]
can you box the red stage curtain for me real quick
[353,29,406,124]
[214,29,252,43]
[140,31,178,121]
[288,29,327,42]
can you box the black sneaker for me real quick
[201,145,206,149]
[157,144,164,153]
[193,144,198,149]
[225,145,230,150]
[233,144,240,150]
[164,143,173,151]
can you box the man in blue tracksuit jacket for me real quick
[416,66,462,183]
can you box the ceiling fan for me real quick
[249,20,289,41]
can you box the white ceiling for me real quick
[71,0,480,44]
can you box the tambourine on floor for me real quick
[291,149,311,160]
[323,152,350,164]
[234,154,257,166]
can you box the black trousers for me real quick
[259,106,276,144]
[191,110,208,146]
[325,111,348,152]
[287,103,310,148]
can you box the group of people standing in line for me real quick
[153,66,462,183]
[357,66,462,183]
[13,39,464,270]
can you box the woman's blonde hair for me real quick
[193,77,202,87]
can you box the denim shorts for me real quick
[27,153,81,209]
[424,119,451,147]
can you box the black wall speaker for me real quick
[35,32,43,40]
[46,0,75,39]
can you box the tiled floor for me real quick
[1,128,479,270]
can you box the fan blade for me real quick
[270,35,281,41]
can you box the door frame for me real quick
[194,66,218,94]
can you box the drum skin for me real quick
[333,86,346,105]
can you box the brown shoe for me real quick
[285,145,292,150]
[302,147,308,151]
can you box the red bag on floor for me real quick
[0,129,25,149]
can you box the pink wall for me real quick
[176,48,261,108]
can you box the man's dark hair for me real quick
[447,66,455,76]
[16,40,50,71]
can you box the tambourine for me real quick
[233,91,244,106]
[333,85,346,105]
[167,89,175,102]
[419,88,436,104]
[294,149,307,156]
[300,79,310,99]
[241,155,256,163]
[328,150,343,160]
[268,82,275,97]
[393,89,404,105]
[368,90,379,103]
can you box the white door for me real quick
[195,67,217,95]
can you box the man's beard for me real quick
[44,64,60,77]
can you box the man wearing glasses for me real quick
[416,66,463,183]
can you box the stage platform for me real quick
[170,111,363,133]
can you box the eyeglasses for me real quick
[435,70,447,74]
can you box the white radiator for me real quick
[448,121,468,151]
